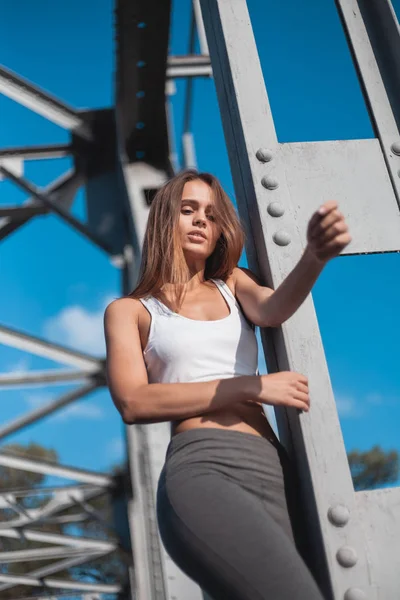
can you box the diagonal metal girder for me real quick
[7,595,103,600]
[0,484,109,529]
[0,482,102,499]
[0,452,113,487]
[0,205,48,219]
[0,65,92,140]
[0,576,120,595]
[0,166,114,255]
[0,323,102,371]
[0,381,103,441]
[0,169,83,242]
[0,143,71,160]
[0,551,120,594]
[0,368,96,387]
[0,546,97,563]
[0,527,117,552]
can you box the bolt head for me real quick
[261,176,279,190]
[391,142,400,155]
[336,545,358,568]
[273,230,291,246]
[267,202,285,217]
[344,588,367,600]
[256,148,273,162]
[328,504,350,527]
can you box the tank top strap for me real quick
[211,279,237,308]
[139,296,170,317]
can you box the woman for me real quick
[104,169,350,600]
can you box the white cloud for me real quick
[24,393,105,422]
[43,295,115,356]
[335,395,362,419]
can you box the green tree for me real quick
[348,445,399,491]
[0,442,129,599]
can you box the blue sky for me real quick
[0,0,399,488]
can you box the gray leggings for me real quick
[157,427,324,600]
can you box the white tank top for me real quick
[139,279,259,384]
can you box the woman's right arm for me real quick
[104,299,309,425]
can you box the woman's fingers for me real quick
[308,201,339,237]
[296,381,309,395]
[294,390,310,405]
[309,209,344,240]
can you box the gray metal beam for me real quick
[335,0,400,207]
[0,144,71,160]
[193,0,209,55]
[116,0,172,170]
[182,10,198,169]
[0,546,93,563]
[0,65,91,139]
[0,452,113,487]
[7,594,104,600]
[355,486,400,600]
[0,485,108,529]
[0,205,48,219]
[279,139,400,254]
[0,169,83,242]
[0,368,95,388]
[168,54,211,69]
[0,323,102,370]
[0,551,112,595]
[0,166,114,255]
[0,528,117,551]
[167,64,212,78]
[199,0,373,597]
[182,132,197,169]
[0,381,101,442]
[0,483,102,499]
[0,569,120,595]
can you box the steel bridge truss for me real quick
[1,0,400,599]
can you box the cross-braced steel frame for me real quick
[1,1,400,599]
[0,1,210,598]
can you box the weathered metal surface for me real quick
[279,139,400,254]
[199,0,379,597]
[356,487,400,599]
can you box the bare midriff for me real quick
[171,400,279,444]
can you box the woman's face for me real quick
[178,179,222,262]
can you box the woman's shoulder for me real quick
[104,296,144,326]
[229,266,261,294]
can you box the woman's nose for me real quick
[193,215,206,226]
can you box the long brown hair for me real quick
[127,169,245,310]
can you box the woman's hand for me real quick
[306,200,351,264]
[253,372,310,412]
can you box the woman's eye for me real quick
[182,209,193,215]
[207,215,215,221]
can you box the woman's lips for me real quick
[187,232,207,243]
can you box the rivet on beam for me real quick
[261,176,279,190]
[391,142,400,156]
[267,202,285,217]
[344,588,367,600]
[336,545,358,568]
[328,504,350,527]
[273,231,291,246]
[256,148,273,163]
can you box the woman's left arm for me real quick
[234,200,351,328]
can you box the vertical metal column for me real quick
[199,1,388,598]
